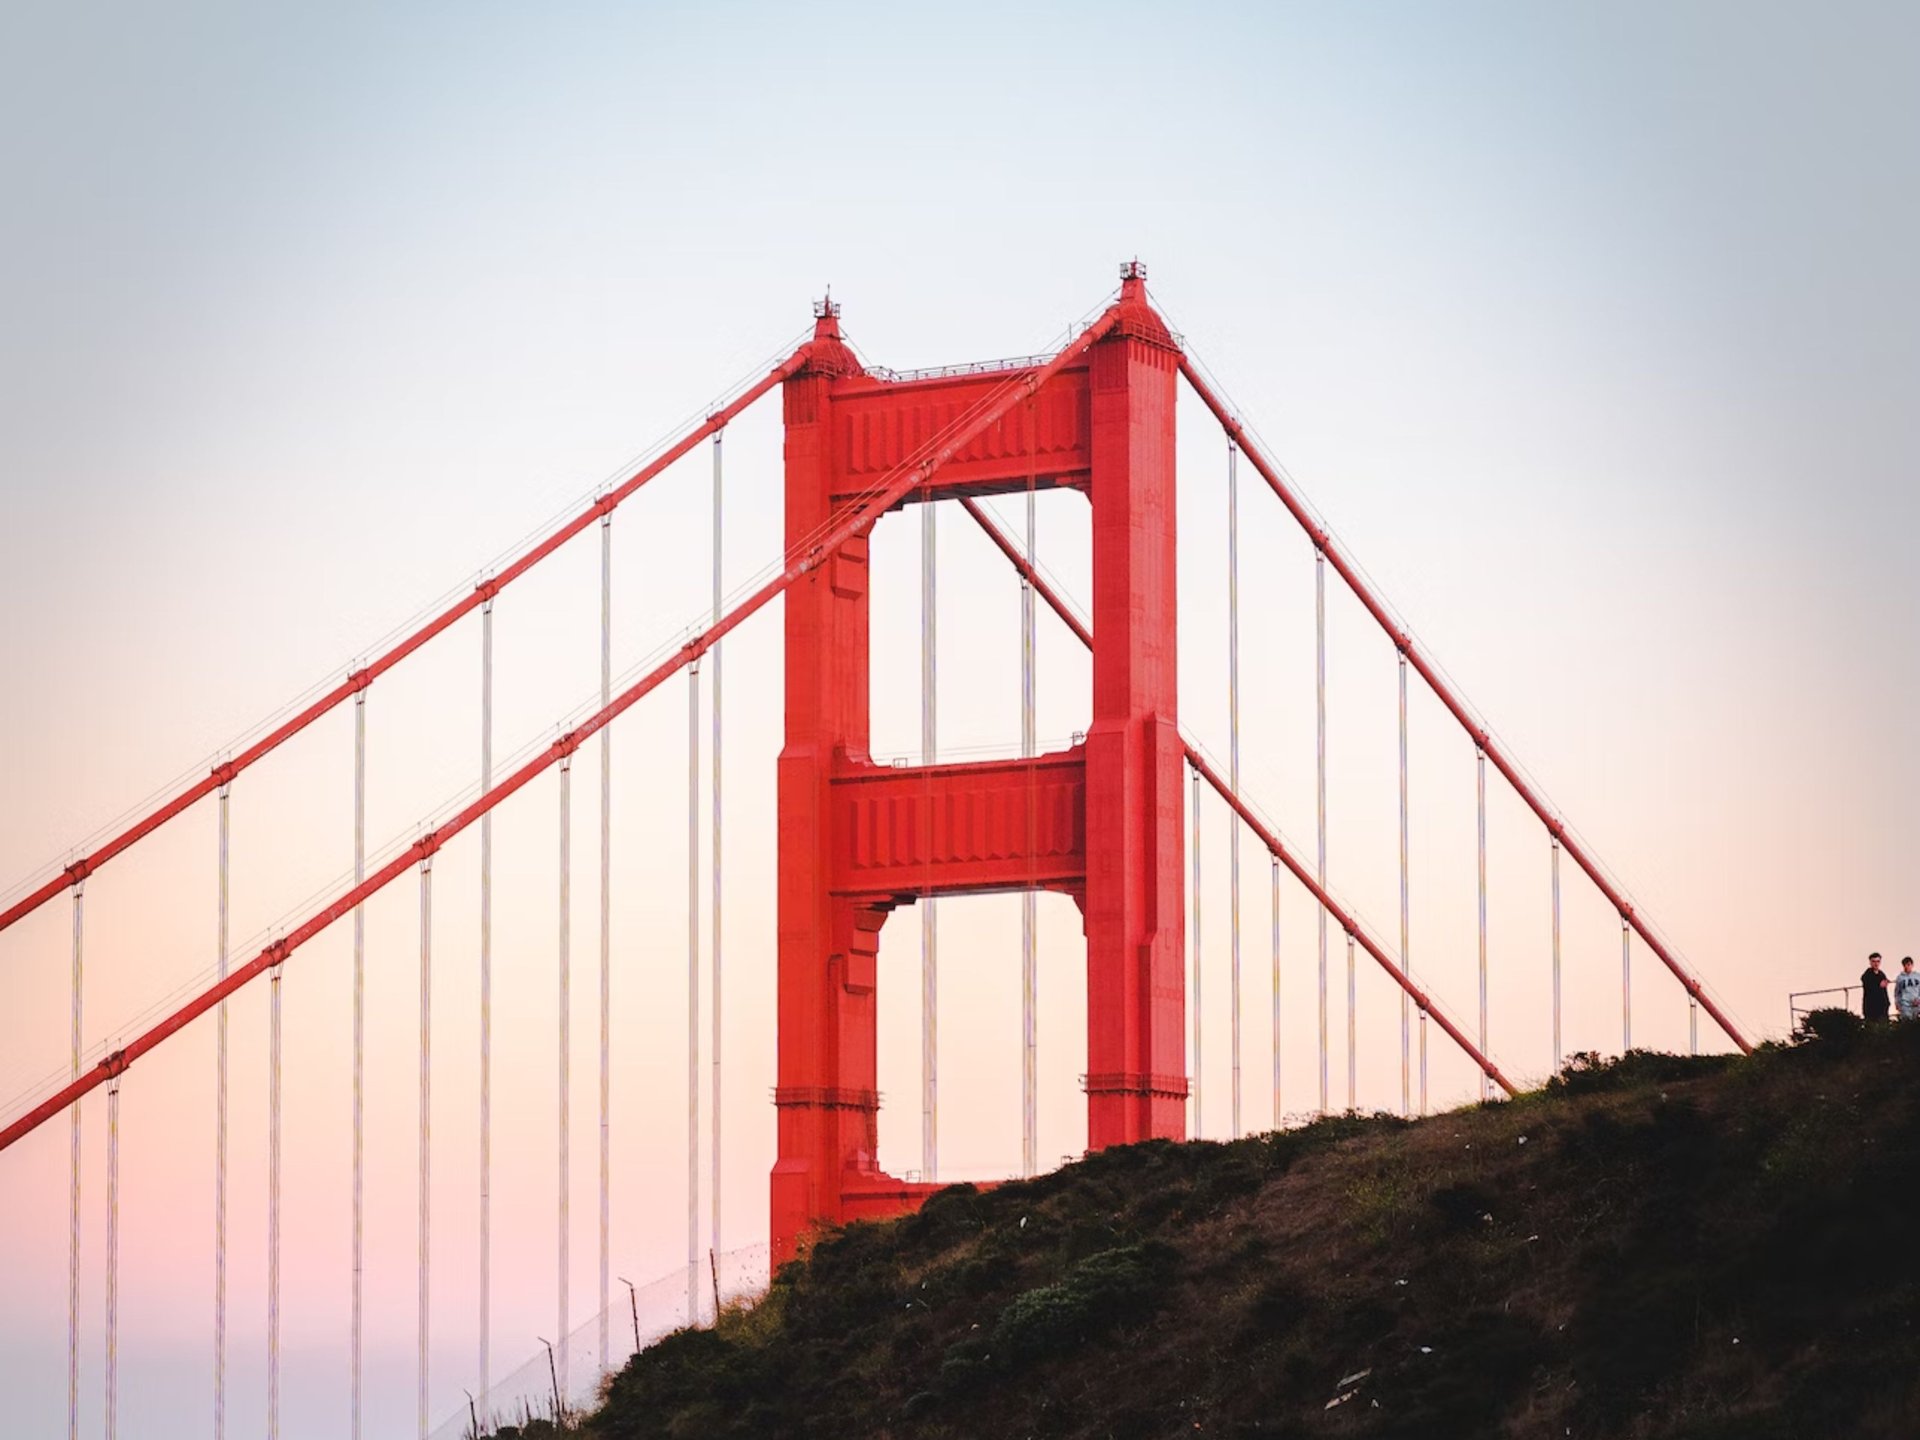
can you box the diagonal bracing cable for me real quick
[958,498,1519,1097]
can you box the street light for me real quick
[617,1276,641,1355]
[535,1337,562,1424]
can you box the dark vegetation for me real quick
[555,1014,1920,1438]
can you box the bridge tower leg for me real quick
[772,273,1185,1266]
[1082,292,1187,1148]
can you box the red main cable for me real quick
[0,305,1122,1155]
[0,352,809,940]
[1175,355,1751,1055]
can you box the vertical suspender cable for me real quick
[1690,994,1699,1056]
[598,512,612,1367]
[1346,930,1357,1110]
[1227,439,1243,1139]
[1398,654,1412,1116]
[1270,856,1281,1126]
[557,755,571,1399]
[1550,839,1562,1074]
[1477,746,1490,1102]
[417,856,433,1440]
[214,781,230,1439]
[1020,475,1037,1177]
[104,1070,120,1440]
[1621,917,1632,1053]
[687,662,701,1323]
[710,431,725,1271]
[351,689,366,1440]
[1190,767,1203,1137]
[1315,549,1328,1116]
[478,599,493,1406]
[68,883,82,1440]
[920,501,938,1183]
[268,952,283,1440]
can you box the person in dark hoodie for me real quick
[1861,952,1891,1023]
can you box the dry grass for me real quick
[584,1021,1920,1439]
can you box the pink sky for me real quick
[3,4,1917,1437]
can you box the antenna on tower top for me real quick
[1119,259,1148,282]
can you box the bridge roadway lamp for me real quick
[536,1336,562,1422]
[619,1276,641,1353]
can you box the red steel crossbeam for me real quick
[0,354,810,939]
[959,498,1518,1097]
[1176,356,1751,1055]
[0,307,1122,1155]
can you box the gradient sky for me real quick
[3,2,1917,1436]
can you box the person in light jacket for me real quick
[1893,956,1920,1023]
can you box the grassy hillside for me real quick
[578,1017,1919,1438]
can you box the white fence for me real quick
[428,1244,772,1437]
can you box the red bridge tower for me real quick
[773,269,1187,1262]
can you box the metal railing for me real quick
[1788,986,1858,1030]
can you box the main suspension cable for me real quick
[0,306,1124,1158]
[1173,347,1751,1054]
[0,349,810,941]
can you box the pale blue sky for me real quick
[3,3,1917,1435]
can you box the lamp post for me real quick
[618,1276,640,1355]
[536,1337,562,1425]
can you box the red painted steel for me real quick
[0,307,1119,1159]
[960,497,1518,1097]
[0,358,806,940]
[771,276,1185,1264]
[829,751,1088,901]
[1175,357,1751,1055]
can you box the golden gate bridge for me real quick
[0,264,1748,1437]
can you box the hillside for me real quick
[580,1018,1919,1439]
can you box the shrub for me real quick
[986,1243,1174,1366]
[1792,1006,1863,1048]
